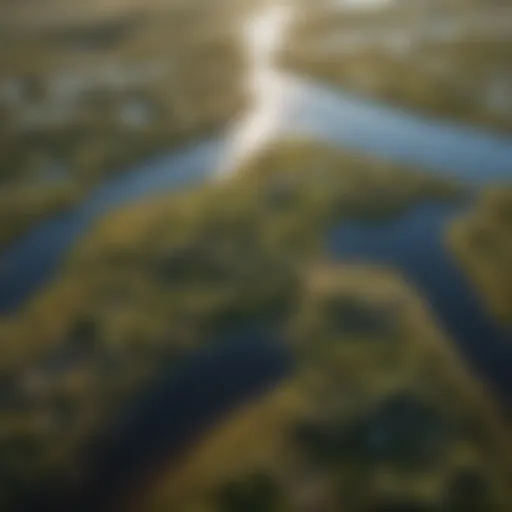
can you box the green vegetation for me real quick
[145,265,512,512]
[0,139,462,508]
[449,187,512,325]
[282,3,512,133]
[0,0,246,247]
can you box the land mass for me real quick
[144,263,512,512]
[0,139,465,509]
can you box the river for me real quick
[1,6,512,315]
[3,4,512,508]
[2,0,512,413]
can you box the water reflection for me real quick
[221,4,294,174]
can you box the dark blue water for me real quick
[283,74,512,184]
[0,138,224,313]
[27,332,290,511]
[328,202,512,406]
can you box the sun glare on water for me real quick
[220,4,294,176]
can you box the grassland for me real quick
[0,139,463,508]
[449,187,512,326]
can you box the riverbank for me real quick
[282,3,512,134]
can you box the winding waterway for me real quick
[2,0,512,408]
[8,3,512,509]
[1,5,512,314]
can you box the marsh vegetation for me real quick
[0,140,464,508]
[145,264,512,512]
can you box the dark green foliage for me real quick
[444,468,492,512]
[294,394,449,470]
[321,295,397,338]
[350,394,449,469]
[216,472,282,512]
[366,498,435,512]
